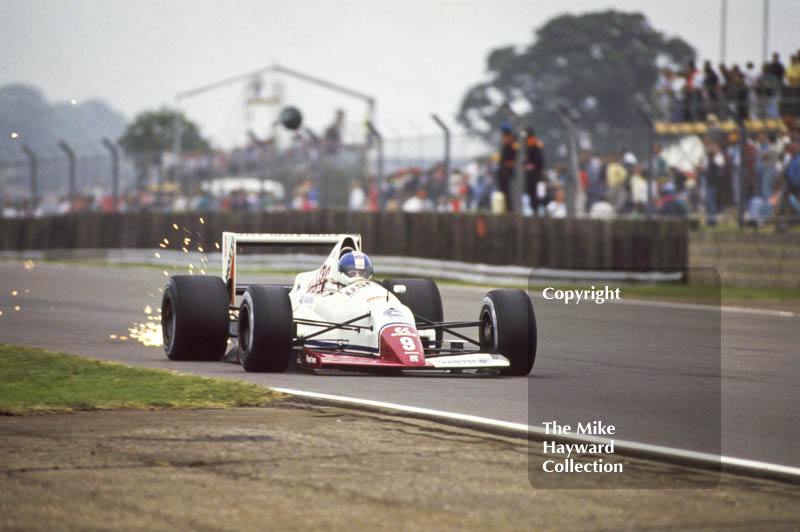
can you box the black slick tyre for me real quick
[161,275,230,361]
[238,285,293,372]
[479,289,537,376]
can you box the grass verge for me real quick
[0,344,282,415]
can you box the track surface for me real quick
[1,261,798,467]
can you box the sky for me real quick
[2,0,799,149]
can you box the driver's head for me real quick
[337,251,373,284]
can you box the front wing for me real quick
[298,347,510,372]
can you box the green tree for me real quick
[118,108,210,188]
[118,108,209,156]
[457,10,695,156]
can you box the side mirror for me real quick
[392,284,407,294]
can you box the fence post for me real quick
[21,144,37,213]
[305,127,323,208]
[58,141,76,202]
[555,106,580,218]
[634,106,655,219]
[366,122,384,189]
[102,138,119,212]
[431,114,451,188]
[728,106,747,229]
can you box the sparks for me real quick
[11,132,18,139]
[181,247,188,253]
[154,252,160,258]
[14,306,20,311]
[128,321,163,347]
[163,238,169,244]
[159,243,166,248]
[197,246,204,252]
[0,310,3,317]
[214,242,220,249]
[172,223,178,230]
[109,334,117,339]
[70,99,77,105]
[23,260,35,270]
[24,289,30,295]
[144,305,152,314]
[199,217,205,224]
[11,290,18,296]
[163,270,169,276]
[183,237,190,245]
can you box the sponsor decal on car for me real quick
[383,308,405,317]
[390,326,414,336]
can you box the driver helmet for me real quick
[337,251,374,284]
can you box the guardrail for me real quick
[0,248,684,285]
[0,211,689,273]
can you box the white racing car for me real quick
[161,233,537,375]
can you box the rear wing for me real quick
[221,232,361,303]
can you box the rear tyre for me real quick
[238,286,293,372]
[479,289,537,376]
[382,278,443,344]
[161,275,230,361]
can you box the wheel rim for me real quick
[479,308,495,350]
[239,302,251,355]
[162,295,175,350]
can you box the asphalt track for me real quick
[1,261,798,468]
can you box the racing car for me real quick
[160,233,537,375]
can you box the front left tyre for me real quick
[479,289,537,376]
[161,275,230,361]
[238,285,293,372]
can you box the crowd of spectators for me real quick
[656,51,800,122]
[5,57,800,225]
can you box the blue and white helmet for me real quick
[337,251,374,284]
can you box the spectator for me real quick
[758,63,780,118]
[685,60,702,121]
[605,153,628,212]
[702,140,724,226]
[670,69,686,122]
[657,182,689,216]
[776,143,800,231]
[629,165,649,214]
[622,145,638,170]
[744,62,759,119]
[348,180,366,211]
[523,127,545,216]
[496,123,519,212]
[730,64,749,120]
[324,109,344,154]
[703,61,720,118]
[785,54,800,116]
[546,184,567,218]
[656,68,673,121]
[768,52,786,85]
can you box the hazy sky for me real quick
[2,0,799,148]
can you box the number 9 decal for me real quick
[400,336,416,352]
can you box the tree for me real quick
[457,10,695,156]
[118,108,210,188]
[118,108,209,156]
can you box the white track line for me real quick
[273,387,800,483]
[606,297,796,318]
